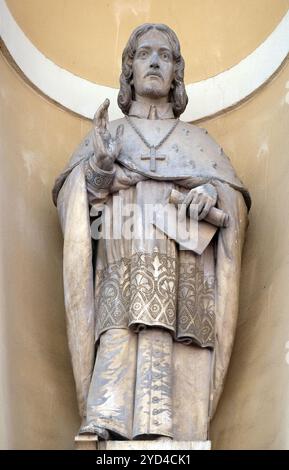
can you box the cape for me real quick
[53,118,251,209]
[53,118,250,418]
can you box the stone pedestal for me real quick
[75,435,211,450]
[75,434,99,450]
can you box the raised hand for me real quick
[91,99,124,171]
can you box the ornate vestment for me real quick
[53,102,250,440]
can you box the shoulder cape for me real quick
[53,119,251,210]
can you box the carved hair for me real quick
[118,23,188,117]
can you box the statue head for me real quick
[118,23,188,118]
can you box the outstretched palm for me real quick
[92,98,124,171]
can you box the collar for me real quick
[128,100,175,120]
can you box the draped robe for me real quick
[53,103,250,440]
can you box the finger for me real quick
[115,124,124,146]
[93,99,110,128]
[198,200,212,220]
[194,193,203,206]
[190,192,199,205]
[93,102,105,126]
[188,195,199,217]
[178,202,187,221]
[183,189,196,207]
[92,128,107,156]
[102,102,110,132]
[189,203,199,220]
[197,200,206,217]
[112,125,124,158]
[115,124,124,140]
[103,98,110,109]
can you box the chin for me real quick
[141,85,168,99]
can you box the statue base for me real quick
[74,435,211,450]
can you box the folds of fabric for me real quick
[209,180,248,417]
[57,163,95,416]
[55,161,248,434]
[85,328,211,440]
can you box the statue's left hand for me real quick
[188,183,217,220]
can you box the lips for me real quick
[144,72,163,79]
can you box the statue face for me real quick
[132,29,175,101]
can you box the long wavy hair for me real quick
[117,23,188,118]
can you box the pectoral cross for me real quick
[141,146,166,172]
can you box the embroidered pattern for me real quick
[129,251,177,330]
[95,258,131,332]
[177,261,215,348]
[95,250,215,348]
[84,158,115,189]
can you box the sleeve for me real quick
[84,157,147,206]
[84,156,116,206]
[188,182,218,200]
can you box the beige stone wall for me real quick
[6,0,289,85]
[0,53,84,449]
[1,0,289,450]
[209,60,289,450]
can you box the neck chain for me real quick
[125,115,179,151]
[124,114,180,172]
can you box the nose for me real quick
[150,52,160,69]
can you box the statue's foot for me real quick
[79,420,110,440]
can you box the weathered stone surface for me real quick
[54,23,249,446]
[75,435,211,450]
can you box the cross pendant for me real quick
[141,146,166,172]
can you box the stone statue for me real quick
[52,23,250,443]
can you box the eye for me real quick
[161,51,171,61]
[138,50,148,59]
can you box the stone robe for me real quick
[53,102,250,440]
